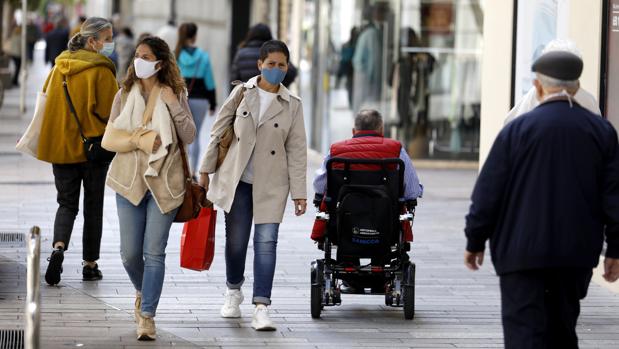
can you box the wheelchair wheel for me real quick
[311,284,322,318]
[403,264,415,320]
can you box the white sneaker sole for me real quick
[220,307,242,318]
[251,321,276,331]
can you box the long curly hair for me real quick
[122,36,186,95]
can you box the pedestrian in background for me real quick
[115,27,135,81]
[25,18,41,62]
[230,23,297,88]
[44,17,70,67]
[102,36,196,341]
[156,19,178,55]
[504,39,600,124]
[5,21,21,87]
[464,50,619,348]
[38,17,118,286]
[175,22,217,174]
[199,40,307,331]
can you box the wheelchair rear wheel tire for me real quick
[403,285,414,319]
[311,285,322,318]
[403,263,415,319]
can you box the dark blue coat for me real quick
[465,99,619,275]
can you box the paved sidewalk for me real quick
[1,48,619,348]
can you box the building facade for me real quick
[480,0,615,165]
[79,0,486,160]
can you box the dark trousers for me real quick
[499,268,593,349]
[52,162,109,261]
[10,55,21,86]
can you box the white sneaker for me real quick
[251,304,276,331]
[220,289,244,318]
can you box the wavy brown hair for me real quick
[122,36,186,95]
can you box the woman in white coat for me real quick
[198,40,307,331]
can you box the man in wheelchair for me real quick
[312,109,423,296]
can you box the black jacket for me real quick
[465,99,619,275]
[45,28,69,66]
[230,40,297,88]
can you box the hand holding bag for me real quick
[174,142,209,222]
[180,207,217,271]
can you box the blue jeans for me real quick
[225,181,280,305]
[116,192,178,318]
[187,98,209,174]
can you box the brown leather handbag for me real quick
[215,85,245,170]
[174,142,210,223]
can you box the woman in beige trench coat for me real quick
[198,40,307,331]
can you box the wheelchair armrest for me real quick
[313,193,324,207]
[405,199,418,210]
[399,212,414,221]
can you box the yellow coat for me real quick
[37,49,118,164]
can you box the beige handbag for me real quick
[15,91,47,158]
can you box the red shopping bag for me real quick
[180,207,216,271]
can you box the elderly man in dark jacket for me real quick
[464,51,619,349]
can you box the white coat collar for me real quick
[243,75,291,102]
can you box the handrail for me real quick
[25,226,40,349]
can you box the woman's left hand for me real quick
[160,86,179,106]
[293,199,307,216]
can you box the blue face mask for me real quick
[261,67,286,86]
[98,42,115,57]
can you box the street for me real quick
[1,47,619,349]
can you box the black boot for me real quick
[45,248,64,285]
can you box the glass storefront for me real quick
[302,0,484,159]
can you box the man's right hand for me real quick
[603,257,619,283]
[464,250,484,271]
[198,173,210,190]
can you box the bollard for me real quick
[25,226,40,349]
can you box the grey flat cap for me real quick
[532,51,583,80]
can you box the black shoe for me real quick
[82,263,103,281]
[45,248,64,285]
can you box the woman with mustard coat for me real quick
[39,17,118,286]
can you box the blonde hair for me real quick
[68,17,112,52]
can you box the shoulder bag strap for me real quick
[177,141,192,180]
[62,76,87,142]
[229,84,245,127]
[187,53,202,94]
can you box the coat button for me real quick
[271,150,275,155]
[237,137,240,141]
[243,111,248,116]
[274,123,279,128]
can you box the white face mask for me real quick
[134,58,160,79]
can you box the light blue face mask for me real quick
[98,42,115,57]
[261,67,286,85]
